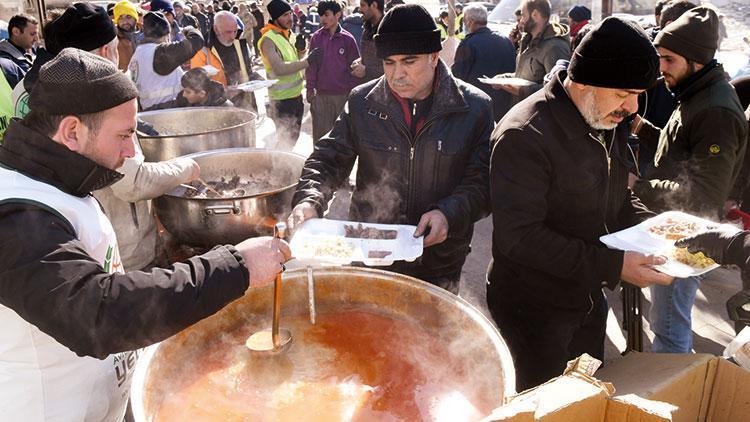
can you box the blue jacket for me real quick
[0,57,23,88]
[452,27,516,121]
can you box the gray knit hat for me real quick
[28,48,138,115]
[655,5,719,64]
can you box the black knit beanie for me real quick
[267,0,292,22]
[374,4,442,59]
[29,48,139,115]
[44,3,117,55]
[568,17,659,90]
[568,5,591,22]
[655,6,718,65]
[143,11,170,38]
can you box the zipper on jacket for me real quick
[588,131,615,234]
[386,105,464,220]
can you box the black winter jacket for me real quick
[0,120,249,358]
[452,27,517,121]
[634,63,748,220]
[292,61,493,282]
[488,72,653,311]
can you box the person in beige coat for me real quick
[94,141,200,271]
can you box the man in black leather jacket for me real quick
[289,4,492,293]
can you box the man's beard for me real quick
[579,89,629,130]
[523,18,536,34]
[118,23,133,32]
[219,38,234,47]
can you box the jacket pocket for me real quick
[360,138,400,153]
[431,139,465,194]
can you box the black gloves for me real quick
[294,35,306,51]
[727,288,750,329]
[306,47,323,66]
[675,230,749,266]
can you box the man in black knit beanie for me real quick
[290,4,494,295]
[488,16,673,391]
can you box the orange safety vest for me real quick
[190,47,228,86]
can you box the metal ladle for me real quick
[245,222,292,354]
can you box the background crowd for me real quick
[0,0,749,418]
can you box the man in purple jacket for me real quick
[305,0,360,142]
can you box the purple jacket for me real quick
[305,25,360,96]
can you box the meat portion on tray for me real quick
[344,223,398,239]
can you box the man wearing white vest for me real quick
[0,48,291,421]
[259,0,322,150]
[129,11,203,110]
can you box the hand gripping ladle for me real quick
[245,222,292,354]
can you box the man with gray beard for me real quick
[487,17,674,390]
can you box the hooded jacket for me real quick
[634,62,748,220]
[292,60,492,285]
[0,39,33,73]
[514,21,570,100]
[488,71,652,311]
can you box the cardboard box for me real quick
[484,353,750,422]
[483,354,674,422]
[482,373,612,421]
[597,352,750,422]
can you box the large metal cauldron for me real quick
[131,267,515,421]
[137,107,255,162]
[154,148,305,246]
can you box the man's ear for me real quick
[53,116,85,152]
[430,52,440,66]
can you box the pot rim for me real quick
[137,107,257,139]
[162,148,306,200]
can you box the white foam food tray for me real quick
[289,218,423,266]
[236,79,278,92]
[600,211,740,278]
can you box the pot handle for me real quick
[204,205,240,215]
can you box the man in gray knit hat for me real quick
[0,48,290,420]
[631,5,748,354]
[289,4,493,294]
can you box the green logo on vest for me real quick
[104,245,113,273]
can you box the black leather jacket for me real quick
[292,61,493,283]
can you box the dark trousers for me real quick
[488,289,608,392]
[268,95,304,150]
[310,94,347,143]
[252,29,262,55]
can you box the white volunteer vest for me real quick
[128,43,184,109]
[0,166,135,422]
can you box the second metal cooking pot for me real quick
[137,107,256,162]
[154,148,305,246]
